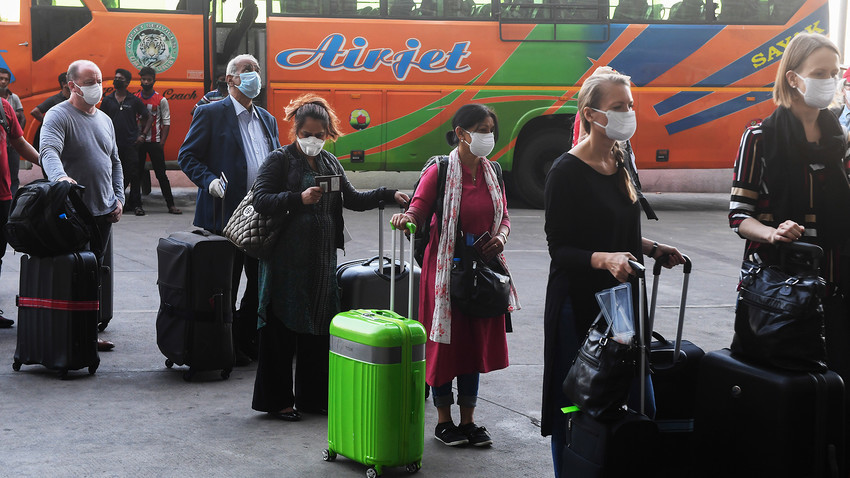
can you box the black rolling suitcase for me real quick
[337,202,420,319]
[647,256,704,475]
[13,252,100,378]
[693,349,845,478]
[156,229,234,381]
[562,261,659,477]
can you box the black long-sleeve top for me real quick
[252,143,397,251]
[540,152,643,437]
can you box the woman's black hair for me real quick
[445,104,499,146]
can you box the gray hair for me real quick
[67,60,99,82]
[226,54,259,76]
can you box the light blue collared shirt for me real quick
[231,96,271,189]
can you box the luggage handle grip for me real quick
[627,260,645,279]
[652,254,692,275]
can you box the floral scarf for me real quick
[430,148,521,344]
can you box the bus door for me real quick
[0,0,33,97]
[211,0,267,107]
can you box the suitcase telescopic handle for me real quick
[648,255,692,363]
[378,201,385,275]
[389,221,416,319]
[627,260,647,415]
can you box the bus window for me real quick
[104,0,184,9]
[31,0,91,61]
[419,0,492,18]
[502,1,602,22]
[1,0,21,22]
[389,0,417,16]
[218,0,267,22]
[715,0,774,23]
[770,0,804,23]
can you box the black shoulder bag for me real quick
[730,242,827,372]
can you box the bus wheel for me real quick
[514,128,570,209]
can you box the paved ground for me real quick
[0,179,742,478]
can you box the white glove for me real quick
[208,178,226,198]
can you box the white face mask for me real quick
[75,82,103,106]
[592,108,637,141]
[462,130,495,157]
[795,72,838,110]
[297,136,325,157]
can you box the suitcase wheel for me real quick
[97,321,109,332]
[366,467,379,478]
[88,364,98,375]
[221,369,231,380]
[12,360,21,371]
[322,449,337,462]
[405,463,421,474]
[165,359,174,368]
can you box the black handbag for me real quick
[730,242,827,372]
[563,312,638,420]
[450,241,511,318]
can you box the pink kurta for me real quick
[407,160,511,387]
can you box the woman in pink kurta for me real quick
[391,104,519,448]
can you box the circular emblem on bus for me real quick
[350,109,370,130]
[125,22,179,73]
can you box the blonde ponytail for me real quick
[612,141,637,203]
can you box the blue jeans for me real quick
[431,373,480,409]
[549,295,656,478]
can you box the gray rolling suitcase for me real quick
[13,252,101,378]
[156,229,234,381]
[336,202,420,319]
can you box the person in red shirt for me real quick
[0,97,39,327]
[136,67,181,214]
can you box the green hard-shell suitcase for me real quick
[325,222,426,477]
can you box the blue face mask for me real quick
[236,71,261,99]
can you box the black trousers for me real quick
[138,142,175,207]
[118,145,141,209]
[231,250,259,353]
[7,144,19,195]
[0,199,10,274]
[251,313,330,413]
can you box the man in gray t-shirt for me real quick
[39,59,124,351]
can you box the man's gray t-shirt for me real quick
[40,100,125,216]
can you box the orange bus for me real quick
[0,0,830,207]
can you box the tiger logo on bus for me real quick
[125,22,179,73]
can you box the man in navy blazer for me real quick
[179,54,281,364]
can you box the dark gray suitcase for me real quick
[647,256,704,475]
[561,261,656,477]
[13,252,100,378]
[156,230,234,381]
[694,349,845,478]
[337,203,420,319]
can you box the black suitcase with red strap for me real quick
[13,252,100,378]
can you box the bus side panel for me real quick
[0,0,33,98]
[632,89,772,170]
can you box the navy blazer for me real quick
[178,96,281,232]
